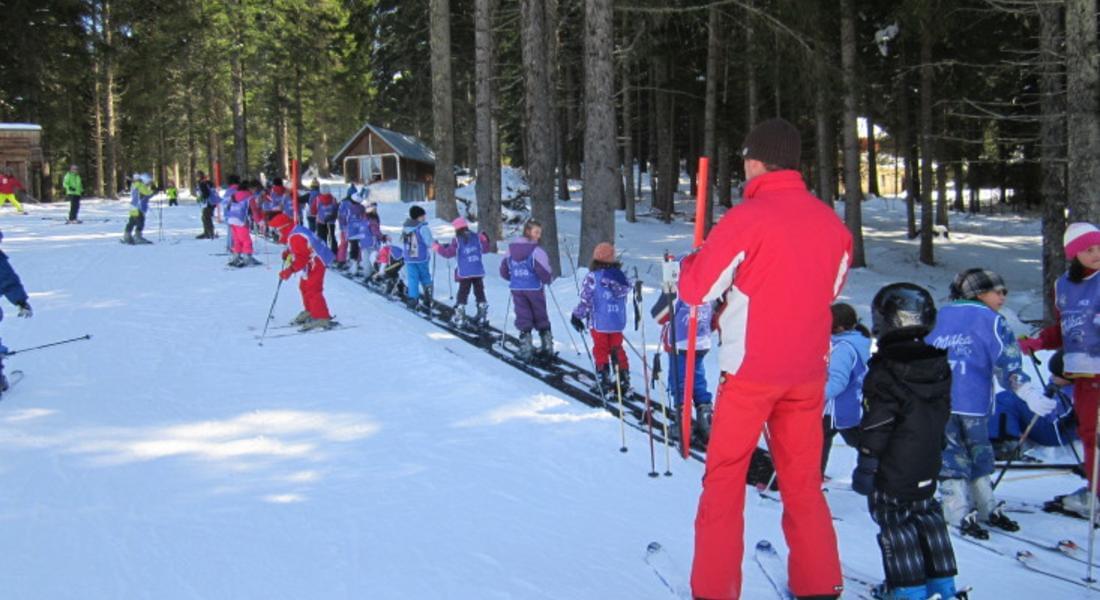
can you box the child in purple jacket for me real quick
[500,219,554,361]
[435,217,491,328]
[570,242,631,392]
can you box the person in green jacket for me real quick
[63,165,82,224]
[166,181,178,206]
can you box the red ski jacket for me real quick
[678,169,853,385]
[0,175,24,195]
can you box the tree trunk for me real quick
[745,0,759,128]
[653,54,675,221]
[230,50,247,176]
[431,0,458,220]
[896,50,917,239]
[579,0,617,265]
[953,161,965,212]
[702,5,720,235]
[866,93,880,197]
[935,144,948,227]
[918,19,935,266]
[92,36,105,197]
[716,140,731,208]
[1041,2,1068,323]
[814,57,834,206]
[103,0,118,196]
[521,0,561,276]
[840,0,865,267]
[1066,0,1100,222]
[621,12,636,223]
[475,0,501,250]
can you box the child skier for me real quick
[314,192,338,256]
[166,181,178,207]
[0,168,28,214]
[570,242,632,393]
[927,268,1054,538]
[500,219,553,361]
[372,235,406,297]
[649,293,715,442]
[226,181,258,267]
[853,283,962,600]
[434,217,490,328]
[1020,222,1100,519]
[269,213,334,331]
[122,173,154,245]
[0,230,32,394]
[822,303,872,475]
[402,205,435,312]
[195,171,220,239]
[335,188,361,270]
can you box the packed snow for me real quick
[0,183,1094,599]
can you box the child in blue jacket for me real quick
[570,242,632,392]
[822,303,872,475]
[0,231,32,393]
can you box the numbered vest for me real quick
[403,222,430,264]
[290,225,335,266]
[592,270,627,333]
[455,232,486,279]
[672,300,714,350]
[226,199,249,226]
[264,192,285,213]
[1057,273,1100,374]
[508,255,541,291]
[926,302,1000,416]
[317,199,337,223]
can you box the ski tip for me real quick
[646,541,663,554]
[1016,550,1034,560]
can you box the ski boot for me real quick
[516,330,535,361]
[986,502,1020,532]
[300,317,333,332]
[246,255,262,266]
[474,302,489,328]
[694,402,714,443]
[228,254,244,267]
[290,310,312,326]
[452,304,470,328]
[871,583,926,600]
[925,576,958,600]
[121,232,135,245]
[591,366,614,398]
[537,329,554,362]
[958,511,989,540]
[134,234,153,245]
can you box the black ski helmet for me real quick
[871,283,937,340]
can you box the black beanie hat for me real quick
[409,205,426,219]
[741,118,801,170]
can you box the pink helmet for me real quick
[452,217,468,230]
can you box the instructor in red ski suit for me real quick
[680,118,852,600]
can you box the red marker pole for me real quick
[680,157,709,458]
[291,159,300,225]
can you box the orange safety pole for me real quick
[679,157,709,458]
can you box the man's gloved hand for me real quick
[278,269,292,282]
[16,302,31,318]
[851,453,879,496]
[1016,382,1058,417]
[570,314,586,333]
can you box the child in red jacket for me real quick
[270,213,334,331]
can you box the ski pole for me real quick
[258,279,283,347]
[547,285,582,356]
[1088,407,1100,587]
[550,283,606,402]
[652,352,673,476]
[499,293,512,351]
[158,196,164,241]
[611,352,628,453]
[446,257,454,300]
[635,269,658,477]
[564,242,583,295]
[992,414,1042,490]
[3,334,92,356]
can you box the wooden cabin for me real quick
[332,124,436,202]
[0,123,45,200]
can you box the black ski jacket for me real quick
[858,336,952,501]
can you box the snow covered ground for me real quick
[0,191,1093,599]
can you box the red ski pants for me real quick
[1074,378,1100,493]
[230,224,253,254]
[691,376,842,600]
[299,260,331,319]
[590,330,628,371]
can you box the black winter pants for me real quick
[456,277,486,305]
[822,415,861,475]
[868,490,957,588]
[67,195,80,221]
[201,205,215,237]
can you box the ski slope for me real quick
[0,193,1094,599]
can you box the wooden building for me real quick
[0,123,45,200]
[332,124,436,202]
